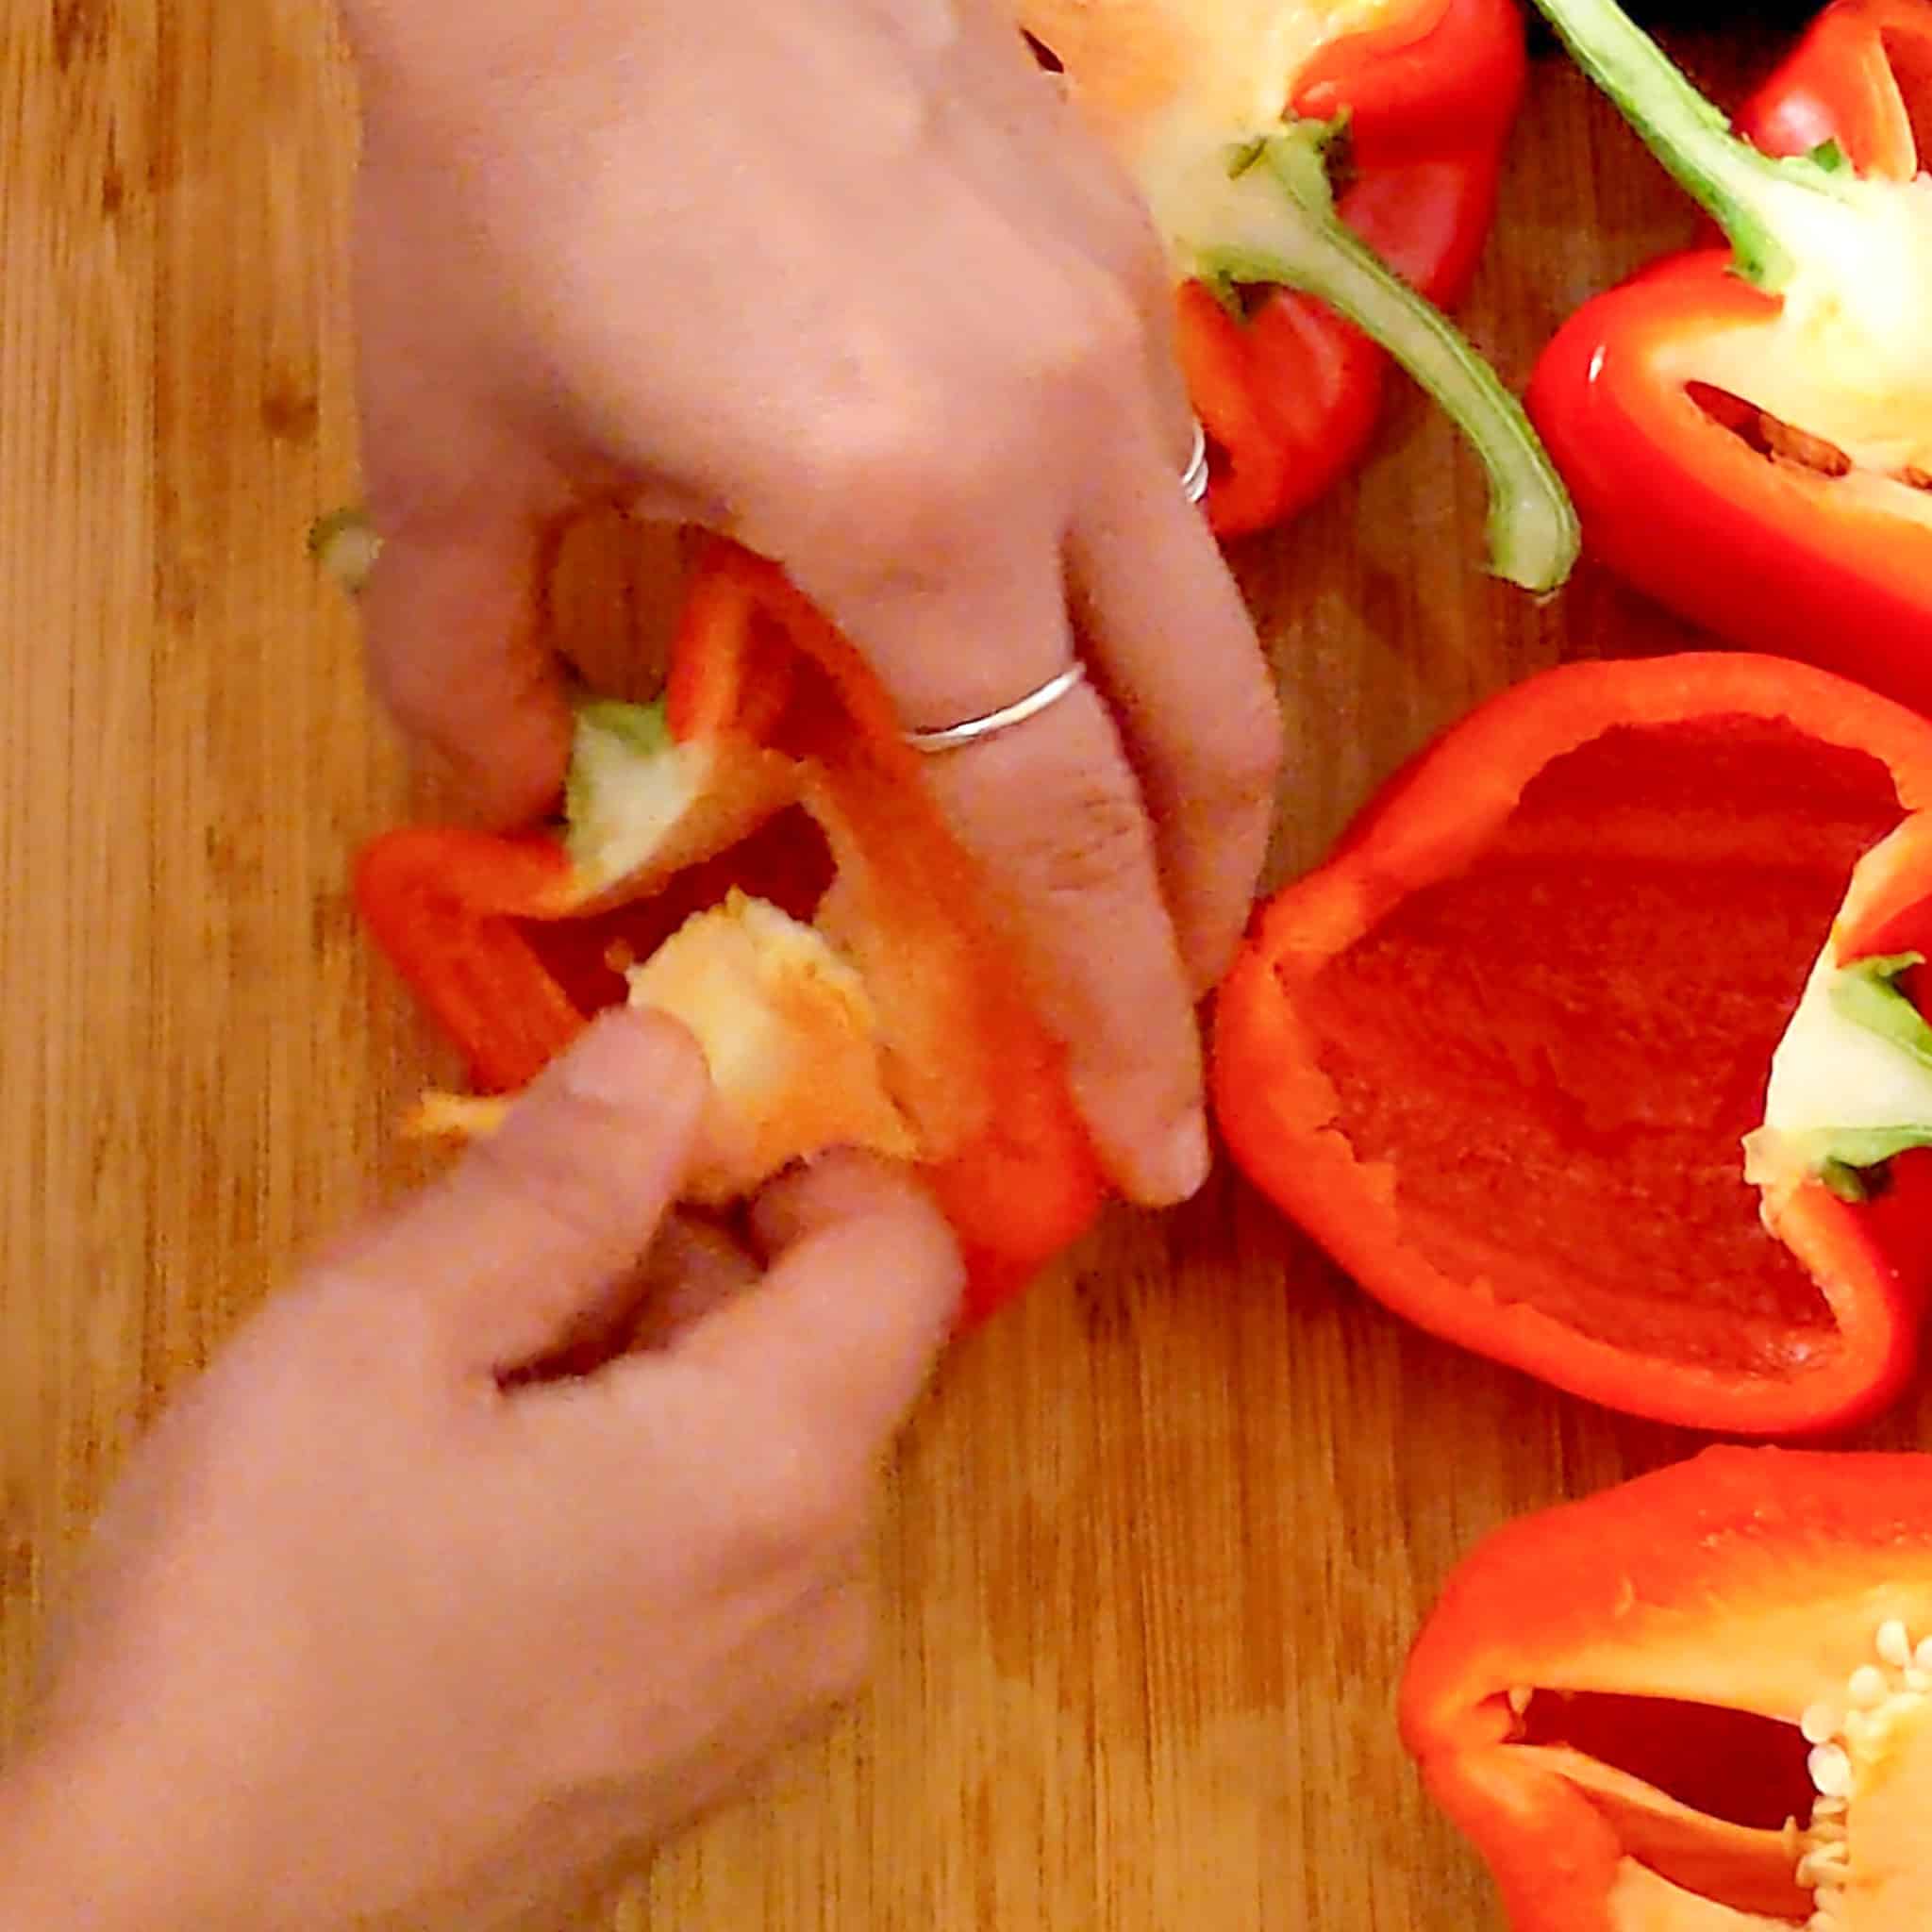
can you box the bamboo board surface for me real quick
[2,9,1907,1928]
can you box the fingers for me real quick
[1068,436,1282,992]
[805,529,1211,1205]
[360,512,574,825]
[919,685,1210,1205]
[743,1148,934,1257]
[672,1153,964,1457]
[351,171,580,826]
[623,1214,758,1353]
[1004,58,1195,464]
[340,1009,709,1376]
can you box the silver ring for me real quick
[903,661,1089,753]
[902,425,1202,755]
[1180,418,1210,507]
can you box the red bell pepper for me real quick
[1015,0,1578,588]
[1209,651,1932,1434]
[1526,0,1932,711]
[1401,1445,1932,1930]
[356,537,1105,1324]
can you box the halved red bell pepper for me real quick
[1014,0,1577,588]
[1401,1445,1932,1929]
[1526,0,1932,710]
[1209,651,1932,1434]
[356,537,1105,1324]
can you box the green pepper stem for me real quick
[1195,124,1577,592]
[1526,0,1857,290]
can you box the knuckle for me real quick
[464,1107,630,1248]
[1014,764,1157,908]
[731,1436,869,1567]
[787,398,964,596]
[360,599,440,733]
[778,273,1155,612]
[1006,276,1141,429]
[1067,276,1145,388]
[1120,210,1178,328]
[1204,686,1286,817]
[798,1587,874,1710]
[813,371,963,500]
[1084,174,1178,341]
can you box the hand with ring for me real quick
[342,0,1283,1204]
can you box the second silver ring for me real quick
[1180,419,1210,508]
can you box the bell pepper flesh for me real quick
[1209,652,1932,1434]
[1018,0,1578,585]
[1525,0,1932,704]
[356,812,836,1091]
[1401,1446,1932,1930]
[355,538,1105,1324]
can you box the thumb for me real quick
[346,1009,710,1375]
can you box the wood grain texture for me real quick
[3,9,1913,1929]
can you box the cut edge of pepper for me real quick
[1212,653,1932,1435]
[1401,1448,1932,1928]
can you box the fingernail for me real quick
[1150,1107,1212,1205]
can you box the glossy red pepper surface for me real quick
[1527,0,1932,712]
[1177,0,1527,536]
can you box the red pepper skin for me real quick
[355,830,587,1093]
[1525,1,1932,713]
[1180,0,1527,538]
[1734,0,1930,181]
[357,540,1105,1324]
[1400,1446,1932,1932]
[1209,653,1932,1435]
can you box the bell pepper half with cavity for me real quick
[1015,0,1579,585]
[1209,652,1932,1435]
[355,538,1105,1324]
[1402,1447,1932,1931]
[1527,0,1932,711]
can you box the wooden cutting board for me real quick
[4,9,1911,1927]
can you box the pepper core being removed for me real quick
[356,538,1105,1324]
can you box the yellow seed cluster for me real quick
[1790,1619,1932,1931]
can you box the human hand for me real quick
[341,0,1282,1208]
[0,1011,960,1930]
